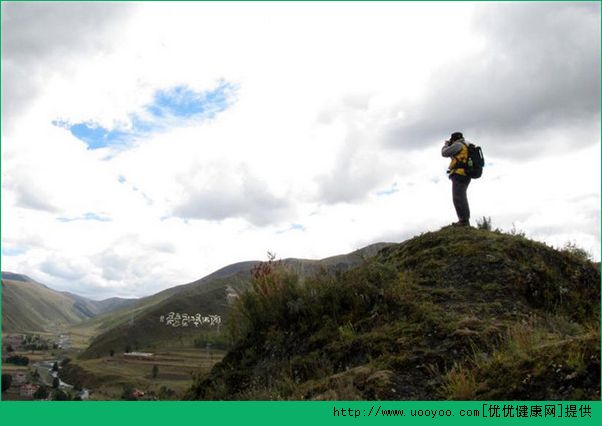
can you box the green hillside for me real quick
[70,261,260,342]
[79,243,392,359]
[2,278,94,333]
[187,227,600,400]
[1,273,136,333]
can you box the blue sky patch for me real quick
[69,123,130,150]
[277,223,306,234]
[54,81,236,150]
[148,82,232,119]
[57,212,111,223]
[1,246,27,256]
[376,182,399,197]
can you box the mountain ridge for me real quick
[1,272,137,334]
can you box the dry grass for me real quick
[440,364,478,400]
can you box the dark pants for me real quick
[451,174,471,223]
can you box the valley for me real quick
[2,244,384,400]
[2,329,225,400]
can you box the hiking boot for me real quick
[451,220,471,227]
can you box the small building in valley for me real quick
[123,352,154,359]
[132,389,145,398]
[19,383,39,397]
[76,388,90,400]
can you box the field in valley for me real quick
[2,330,224,400]
[68,348,225,400]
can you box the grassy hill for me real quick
[187,227,600,400]
[2,276,91,333]
[1,273,136,334]
[78,243,392,359]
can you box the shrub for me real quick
[230,254,401,344]
[120,386,136,401]
[33,386,49,400]
[561,241,591,262]
[230,254,302,339]
[52,389,69,401]
[508,223,525,237]
[476,216,492,231]
[158,386,176,400]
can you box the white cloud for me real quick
[385,2,600,152]
[2,2,599,299]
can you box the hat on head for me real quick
[450,132,463,142]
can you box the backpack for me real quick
[461,142,484,179]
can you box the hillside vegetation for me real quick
[78,244,390,359]
[188,227,600,400]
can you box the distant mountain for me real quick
[79,243,394,358]
[1,272,137,334]
[60,291,137,317]
[1,272,37,283]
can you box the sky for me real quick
[1,2,600,300]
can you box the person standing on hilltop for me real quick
[441,131,472,227]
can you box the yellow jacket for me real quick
[442,140,468,177]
